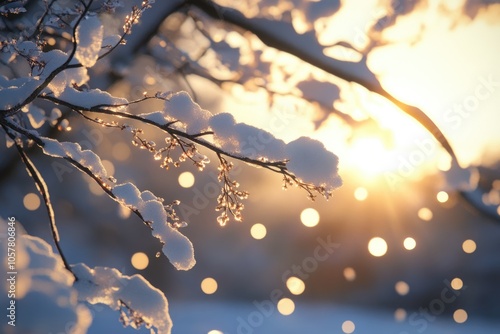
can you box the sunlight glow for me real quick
[286,277,306,295]
[437,191,449,203]
[354,187,368,201]
[300,208,320,227]
[453,309,468,324]
[462,239,476,254]
[348,136,392,177]
[23,193,40,211]
[131,252,149,270]
[201,277,218,295]
[207,330,223,334]
[368,237,388,257]
[178,171,195,188]
[417,207,433,221]
[343,267,356,281]
[403,237,416,250]
[451,278,464,290]
[250,223,267,240]
[277,298,295,316]
[342,320,355,334]
[395,281,410,296]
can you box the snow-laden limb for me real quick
[0,76,42,110]
[40,136,195,270]
[163,91,212,134]
[42,137,109,180]
[73,263,173,334]
[56,87,129,109]
[286,137,342,188]
[75,15,104,68]
[113,182,196,270]
[0,219,92,334]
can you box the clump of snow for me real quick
[163,91,212,134]
[0,76,42,110]
[75,15,104,68]
[73,263,172,334]
[0,218,92,334]
[48,66,90,96]
[209,113,341,189]
[57,87,128,109]
[41,137,109,180]
[112,182,196,270]
[100,34,122,55]
[285,137,342,188]
[209,112,287,160]
[138,111,169,125]
[32,49,68,79]
[24,103,46,129]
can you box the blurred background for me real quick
[1,0,500,333]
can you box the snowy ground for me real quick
[88,300,500,334]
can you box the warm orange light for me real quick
[354,187,368,201]
[395,281,410,296]
[451,278,463,290]
[277,298,295,316]
[418,207,433,221]
[462,239,476,254]
[286,277,305,295]
[368,237,388,257]
[342,320,355,334]
[23,193,41,211]
[201,277,218,295]
[131,252,149,270]
[250,223,267,240]
[343,267,356,281]
[403,237,416,250]
[300,208,320,227]
[453,309,468,323]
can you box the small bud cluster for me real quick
[215,156,249,226]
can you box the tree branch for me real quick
[187,0,457,161]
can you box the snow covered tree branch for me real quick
[0,1,342,332]
[1,1,498,333]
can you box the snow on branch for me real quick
[41,136,195,270]
[73,263,173,334]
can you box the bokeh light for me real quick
[286,276,305,295]
[451,278,463,290]
[178,171,195,188]
[250,223,267,240]
[131,252,149,270]
[462,239,477,254]
[277,298,295,316]
[23,193,40,211]
[436,191,449,203]
[395,281,410,296]
[418,207,433,221]
[343,267,356,281]
[201,277,218,295]
[453,309,468,323]
[354,187,368,201]
[368,237,388,257]
[112,142,131,161]
[300,208,320,227]
[394,308,407,322]
[101,159,115,176]
[342,320,355,333]
[403,237,416,250]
